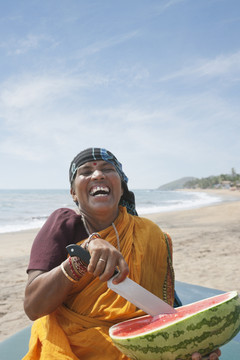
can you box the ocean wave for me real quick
[0,218,47,234]
[136,191,222,215]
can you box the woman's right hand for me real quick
[87,237,129,284]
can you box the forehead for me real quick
[78,160,114,169]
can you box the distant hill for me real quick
[157,177,197,191]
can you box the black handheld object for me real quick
[66,244,118,276]
[66,244,91,265]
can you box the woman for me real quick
[23,148,220,360]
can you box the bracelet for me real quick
[68,257,81,281]
[60,262,78,283]
[82,232,101,250]
[72,256,88,277]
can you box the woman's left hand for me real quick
[177,348,221,360]
[190,348,221,359]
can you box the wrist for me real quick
[60,261,79,283]
[71,256,88,277]
[82,232,101,250]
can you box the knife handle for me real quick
[66,244,90,265]
[66,244,118,276]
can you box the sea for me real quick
[0,189,222,234]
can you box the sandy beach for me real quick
[0,188,240,342]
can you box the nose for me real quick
[91,169,105,179]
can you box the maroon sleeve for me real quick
[27,208,88,272]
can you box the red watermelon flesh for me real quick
[111,292,233,338]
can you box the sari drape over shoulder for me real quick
[23,206,174,360]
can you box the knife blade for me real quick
[66,244,176,316]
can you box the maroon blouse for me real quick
[27,208,88,272]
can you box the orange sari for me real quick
[23,206,174,360]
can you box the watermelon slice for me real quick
[109,291,240,360]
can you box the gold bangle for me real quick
[60,262,78,283]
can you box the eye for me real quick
[103,167,115,173]
[78,169,93,177]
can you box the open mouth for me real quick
[89,186,110,197]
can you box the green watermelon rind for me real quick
[109,291,240,360]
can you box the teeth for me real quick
[90,186,110,196]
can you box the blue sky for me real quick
[0,0,239,189]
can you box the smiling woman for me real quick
[69,148,135,215]
[22,148,220,360]
[71,160,124,229]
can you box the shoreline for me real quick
[0,188,240,341]
[177,187,240,200]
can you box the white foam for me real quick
[137,191,222,215]
[0,218,45,234]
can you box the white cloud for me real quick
[155,0,188,13]
[0,72,110,110]
[159,50,240,82]
[0,33,58,56]
[14,34,49,54]
[1,73,238,163]
[76,30,140,58]
[0,138,44,161]
[1,76,67,109]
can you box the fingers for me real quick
[215,349,221,357]
[87,239,129,282]
[111,256,129,284]
[191,353,202,360]
[190,348,221,360]
[209,348,221,360]
[87,245,107,275]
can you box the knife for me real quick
[66,244,176,316]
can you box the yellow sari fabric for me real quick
[23,206,174,360]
